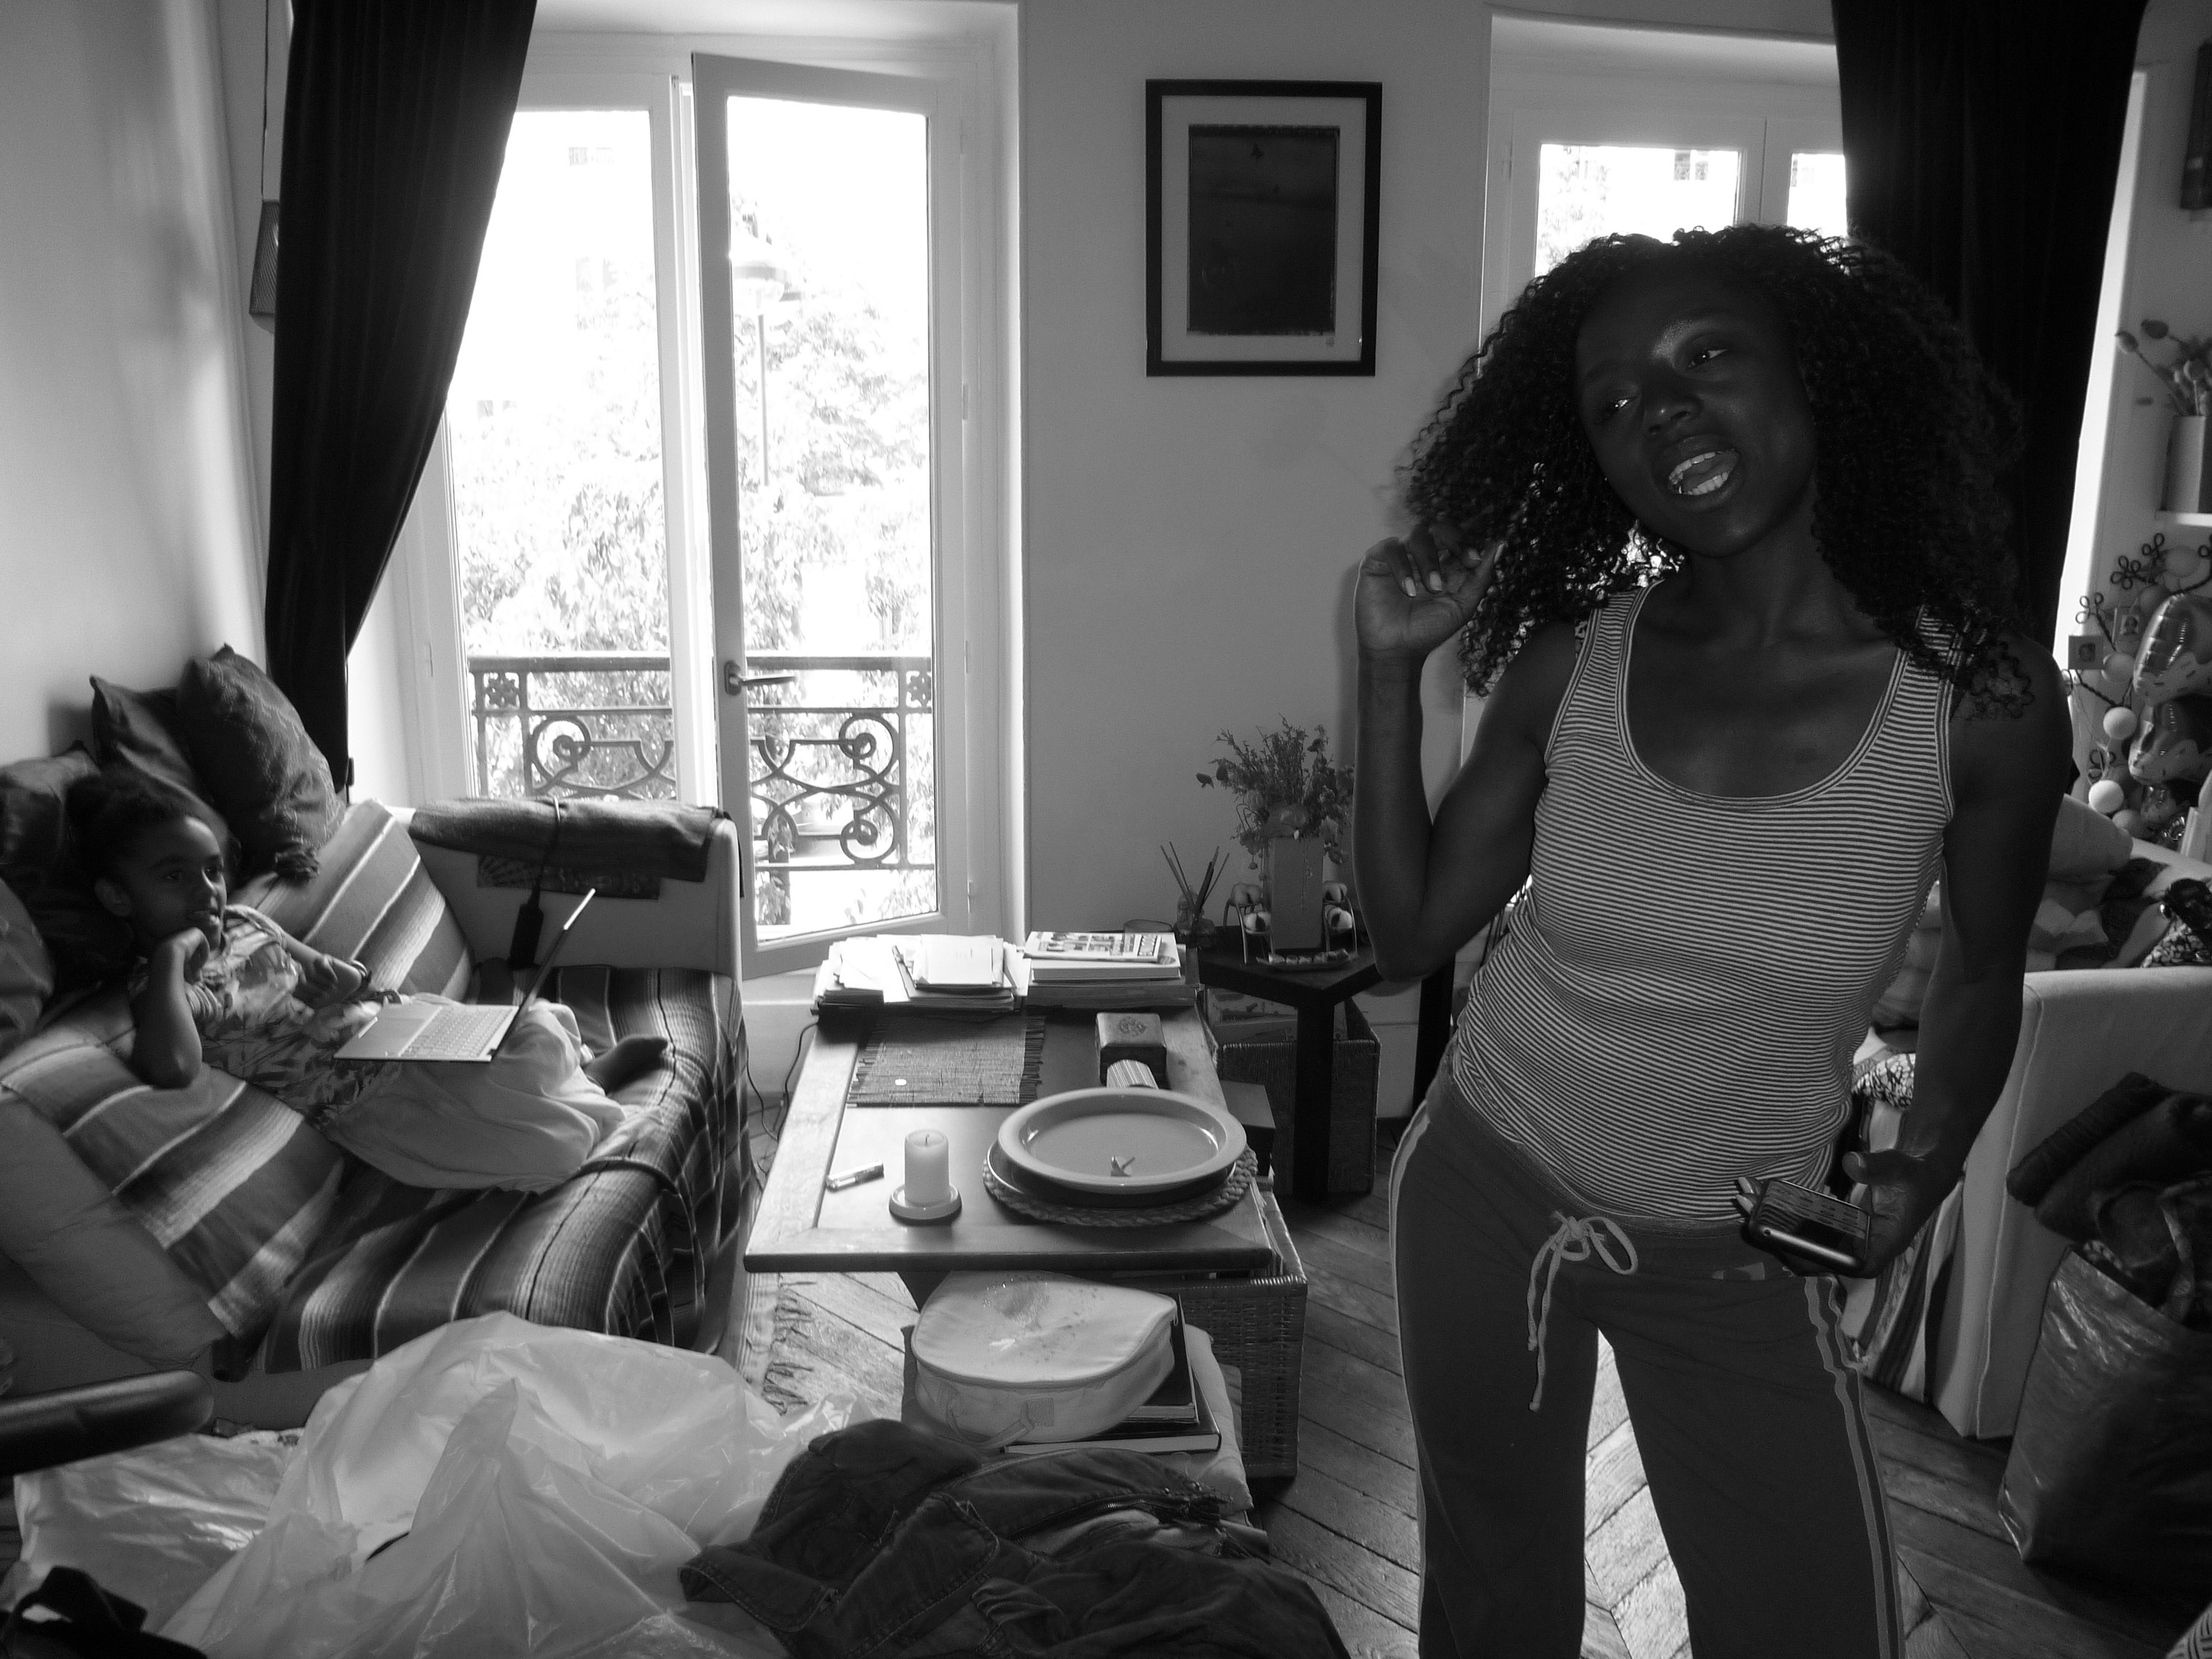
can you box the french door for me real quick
[692,57,973,975]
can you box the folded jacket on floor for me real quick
[681,1418,1349,1659]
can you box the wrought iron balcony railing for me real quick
[465,650,936,899]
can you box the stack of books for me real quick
[1001,1314,1222,1457]
[1019,931,1197,1011]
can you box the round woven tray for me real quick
[982,1146,1257,1227]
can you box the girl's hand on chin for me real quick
[159,927,213,978]
[1356,524,1500,665]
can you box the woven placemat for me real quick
[982,1147,1256,1226]
[848,1012,1047,1106]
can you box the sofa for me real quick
[0,708,747,1424]
[1852,833,2212,1440]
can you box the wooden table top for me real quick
[745,1006,1276,1277]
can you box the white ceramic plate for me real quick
[998,1087,1245,1197]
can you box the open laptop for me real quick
[335,891,597,1063]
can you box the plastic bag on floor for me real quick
[160,1312,855,1658]
[1998,1251,2212,1594]
[3,1430,296,1630]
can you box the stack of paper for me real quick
[813,935,1020,1013]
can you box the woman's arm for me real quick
[1353,529,1571,981]
[1844,643,2073,1271]
[131,932,209,1088]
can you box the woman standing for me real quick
[1354,226,2069,1659]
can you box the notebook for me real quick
[335,890,597,1062]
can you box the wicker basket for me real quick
[1212,998,1381,1196]
[1173,1186,1308,1480]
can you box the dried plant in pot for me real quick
[1197,721,1352,952]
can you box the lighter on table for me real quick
[825,1163,885,1191]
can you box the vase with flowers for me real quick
[2118,319,2212,512]
[1197,721,1352,952]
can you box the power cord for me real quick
[507,797,566,970]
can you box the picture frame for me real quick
[1146,80,1382,377]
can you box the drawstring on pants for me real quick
[1524,1212,1639,1411]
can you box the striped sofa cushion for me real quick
[259,967,740,1371]
[237,801,471,998]
[0,996,347,1342]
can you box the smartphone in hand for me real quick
[1742,1178,1871,1274]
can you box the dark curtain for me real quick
[265,0,538,785]
[1832,0,2146,639]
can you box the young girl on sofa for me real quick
[69,769,666,1192]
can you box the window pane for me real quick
[1787,151,1849,239]
[726,97,936,943]
[1536,144,1741,276]
[447,111,676,801]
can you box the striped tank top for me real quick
[1448,585,1955,1226]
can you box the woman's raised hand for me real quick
[1356,524,1499,665]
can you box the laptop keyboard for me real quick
[401,1004,515,1060]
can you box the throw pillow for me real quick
[88,676,233,853]
[0,875,53,1058]
[175,647,343,880]
[0,747,135,990]
[2047,793,2134,883]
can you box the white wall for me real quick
[2073,0,2212,614]
[0,0,260,760]
[1506,0,1830,36]
[1019,0,1490,933]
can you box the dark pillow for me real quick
[174,647,343,880]
[0,748,135,990]
[89,676,232,854]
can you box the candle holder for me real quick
[888,1185,962,1222]
[891,1127,961,1221]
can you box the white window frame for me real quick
[1478,26,1843,345]
[383,21,1021,982]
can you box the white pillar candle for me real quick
[904,1129,950,1206]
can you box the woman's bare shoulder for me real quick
[1483,618,1585,738]
[1950,633,2071,800]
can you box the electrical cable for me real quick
[507,796,566,970]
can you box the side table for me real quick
[1195,944,1387,1200]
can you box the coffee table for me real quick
[746,1006,1279,1308]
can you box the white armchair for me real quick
[1925,842,2212,1439]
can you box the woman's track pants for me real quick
[1388,1083,1902,1659]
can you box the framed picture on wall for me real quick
[1146,80,1382,377]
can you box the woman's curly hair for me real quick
[1403,223,2026,709]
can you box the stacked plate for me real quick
[990,1086,1248,1210]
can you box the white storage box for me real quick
[910,1273,1177,1448]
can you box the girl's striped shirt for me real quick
[1448,585,1955,1226]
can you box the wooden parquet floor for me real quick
[734,1126,2201,1659]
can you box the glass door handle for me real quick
[723,660,798,696]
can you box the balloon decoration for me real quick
[2073,532,2212,845]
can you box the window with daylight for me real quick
[1481,16,1846,347]
[383,41,1016,978]
[448,109,677,802]
[716,93,937,947]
